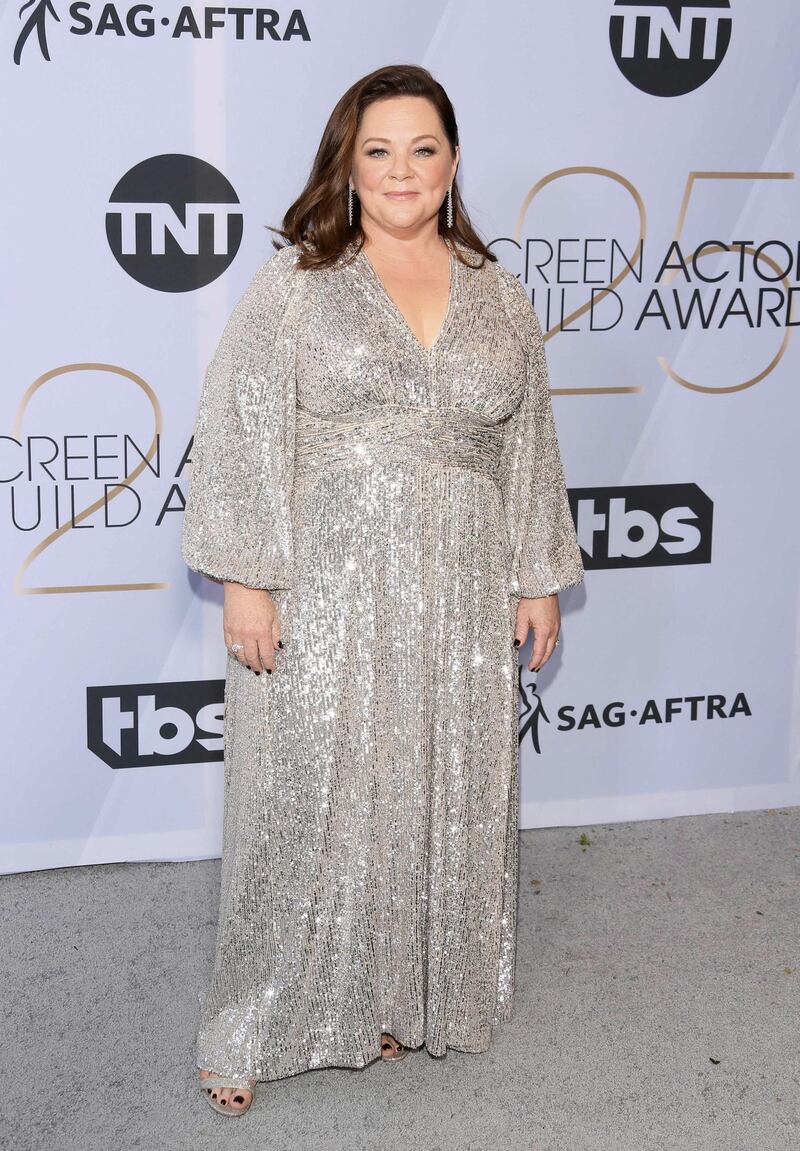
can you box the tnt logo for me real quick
[87,680,225,769]
[106,155,243,292]
[569,483,713,568]
[609,1,732,96]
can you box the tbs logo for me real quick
[609,1,732,97]
[570,483,713,569]
[87,681,225,769]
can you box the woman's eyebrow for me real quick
[361,134,440,144]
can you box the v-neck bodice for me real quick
[295,236,529,414]
[355,242,457,356]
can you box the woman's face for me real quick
[351,95,459,240]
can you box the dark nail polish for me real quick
[266,668,273,674]
[513,639,520,648]
[254,671,260,676]
[278,640,284,649]
[245,664,251,669]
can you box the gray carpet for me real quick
[3,808,798,1151]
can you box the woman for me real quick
[182,63,584,1116]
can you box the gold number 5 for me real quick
[660,170,794,394]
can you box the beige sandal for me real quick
[380,1032,409,1061]
[199,1070,256,1115]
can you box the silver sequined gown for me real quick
[181,236,584,1082]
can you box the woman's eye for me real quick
[368,146,442,157]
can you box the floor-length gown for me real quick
[181,236,584,1082]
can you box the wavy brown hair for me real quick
[268,63,496,271]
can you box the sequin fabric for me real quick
[181,236,584,1082]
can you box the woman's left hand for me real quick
[514,594,561,672]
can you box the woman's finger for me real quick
[543,633,559,669]
[242,638,262,672]
[223,630,247,666]
[528,629,549,671]
[227,635,259,671]
[529,629,559,672]
[270,610,283,655]
[256,634,276,673]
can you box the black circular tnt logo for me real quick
[106,155,243,292]
[610,1,732,97]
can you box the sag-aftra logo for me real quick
[14,2,310,65]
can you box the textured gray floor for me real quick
[2,808,798,1151]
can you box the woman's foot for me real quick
[198,1068,255,1113]
[380,1032,408,1061]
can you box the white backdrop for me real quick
[2,1,798,873]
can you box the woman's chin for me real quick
[376,209,429,231]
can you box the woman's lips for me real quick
[384,191,419,199]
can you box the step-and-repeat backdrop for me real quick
[2,1,798,872]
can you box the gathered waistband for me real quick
[294,403,506,480]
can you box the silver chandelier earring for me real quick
[348,181,354,227]
[446,184,453,228]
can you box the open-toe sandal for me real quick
[199,1072,256,1115]
[380,1032,409,1062]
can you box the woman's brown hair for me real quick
[269,63,496,271]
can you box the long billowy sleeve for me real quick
[494,262,585,599]
[181,244,301,590]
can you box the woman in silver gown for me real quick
[182,64,584,1115]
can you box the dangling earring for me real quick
[446,184,453,228]
[348,181,354,227]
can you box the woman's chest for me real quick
[294,257,527,420]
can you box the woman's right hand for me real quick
[222,582,283,674]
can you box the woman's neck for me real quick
[359,219,446,264]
